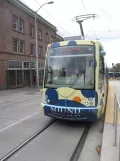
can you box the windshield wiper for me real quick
[69,75,80,88]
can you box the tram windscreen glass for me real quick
[45,45,95,89]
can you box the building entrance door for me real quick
[24,70,30,86]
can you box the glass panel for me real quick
[30,25,34,37]
[13,40,18,53]
[24,62,29,68]
[40,63,44,68]
[20,41,24,54]
[17,70,23,85]
[8,61,12,68]
[14,61,17,68]
[38,46,42,57]
[13,16,18,30]
[11,61,14,68]
[31,62,35,68]
[46,33,49,43]
[45,46,95,89]
[19,19,24,32]
[38,30,42,40]
[99,56,104,88]
[19,61,22,68]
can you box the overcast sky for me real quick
[21,0,120,67]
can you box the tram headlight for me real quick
[47,99,50,103]
[88,97,93,101]
[45,95,50,103]
[85,102,88,105]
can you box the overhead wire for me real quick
[95,7,120,40]
[87,30,120,40]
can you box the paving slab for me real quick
[101,81,120,161]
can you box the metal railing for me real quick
[113,92,120,145]
[113,92,120,160]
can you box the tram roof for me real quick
[48,40,104,49]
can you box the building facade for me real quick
[0,0,62,89]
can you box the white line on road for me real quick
[0,111,41,133]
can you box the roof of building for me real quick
[56,34,64,41]
[8,0,57,31]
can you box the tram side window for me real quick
[99,56,104,88]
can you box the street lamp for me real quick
[35,1,54,90]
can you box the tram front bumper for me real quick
[41,103,99,121]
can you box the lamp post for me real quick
[35,1,54,90]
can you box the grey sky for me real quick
[21,0,120,67]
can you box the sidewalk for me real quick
[100,83,120,161]
[0,86,43,105]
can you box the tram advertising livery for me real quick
[41,40,108,121]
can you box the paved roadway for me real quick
[0,87,43,130]
[0,87,104,161]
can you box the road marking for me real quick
[0,111,42,133]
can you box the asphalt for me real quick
[0,112,53,160]
[8,121,85,161]
[0,86,107,161]
[0,87,43,130]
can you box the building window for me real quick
[38,46,42,57]
[41,63,44,68]
[30,25,34,37]
[31,44,35,56]
[38,29,42,40]
[51,36,54,43]
[99,55,104,88]
[23,62,30,69]
[20,41,24,54]
[45,32,49,43]
[13,39,18,53]
[8,61,22,69]
[13,16,18,30]
[13,39,24,54]
[13,15,24,33]
[31,62,35,69]
[19,19,24,33]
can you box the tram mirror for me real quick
[100,51,106,56]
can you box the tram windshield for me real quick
[44,45,95,89]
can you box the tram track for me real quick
[70,123,91,161]
[0,119,56,161]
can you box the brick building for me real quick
[0,0,63,89]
